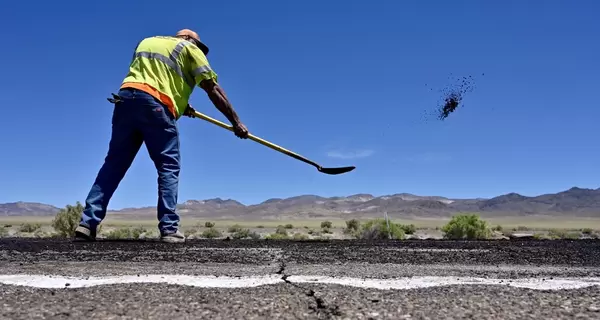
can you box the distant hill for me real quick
[3,187,600,219]
[0,202,60,217]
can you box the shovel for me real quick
[191,110,356,175]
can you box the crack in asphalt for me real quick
[276,259,342,319]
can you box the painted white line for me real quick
[383,248,491,253]
[0,274,599,291]
[0,274,283,289]
[288,276,600,290]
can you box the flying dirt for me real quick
[422,74,480,122]
[436,74,477,120]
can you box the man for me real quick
[74,29,249,243]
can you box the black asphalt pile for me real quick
[2,238,600,266]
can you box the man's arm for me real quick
[199,79,241,126]
[184,43,240,124]
[199,79,248,138]
[185,43,248,138]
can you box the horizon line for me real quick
[1,185,596,210]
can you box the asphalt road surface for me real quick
[1,238,600,319]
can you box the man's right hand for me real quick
[233,122,249,139]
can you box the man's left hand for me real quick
[183,104,197,118]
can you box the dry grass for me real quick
[3,216,600,237]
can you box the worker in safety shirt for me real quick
[74,29,249,243]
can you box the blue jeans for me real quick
[79,88,181,235]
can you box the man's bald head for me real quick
[175,28,210,55]
[175,29,200,41]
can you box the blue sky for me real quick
[1,0,599,209]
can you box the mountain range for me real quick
[3,187,600,220]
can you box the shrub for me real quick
[256,225,264,229]
[345,219,360,232]
[33,229,47,238]
[228,224,242,233]
[547,229,563,239]
[266,232,289,240]
[284,224,294,229]
[248,231,261,239]
[232,228,261,240]
[398,224,416,235]
[533,233,548,240]
[309,230,321,237]
[293,233,309,240]
[582,228,593,235]
[441,214,491,240]
[358,219,405,240]
[141,229,158,238]
[202,228,222,239]
[131,226,147,239]
[275,226,288,236]
[493,225,503,232]
[104,227,146,240]
[0,226,8,237]
[105,228,133,240]
[547,229,580,240]
[51,202,84,237]
[19,223,41,233]
[321,221,333,229]
[186,225,200,235]
[231,229,249,239]
[205,221,215,228]
[322,227,333,234]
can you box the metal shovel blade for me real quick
[318,166,356,175]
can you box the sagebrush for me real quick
[52,202,84,237]
[19,223,41,233]
[321,221,332,229]
[0,226,8,237]
[232,228,260,240]
[202,228,222,238]
[441,213,491,240]
[105,226,147,240]
[357,219,405,240]
[344,219,360,233]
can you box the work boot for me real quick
[74,225,96,241]
[160,230,186,243]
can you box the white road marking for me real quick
[1,274,600,290]
[383,248,491,253]
[0,274,282,289]
[289,276,600,290]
